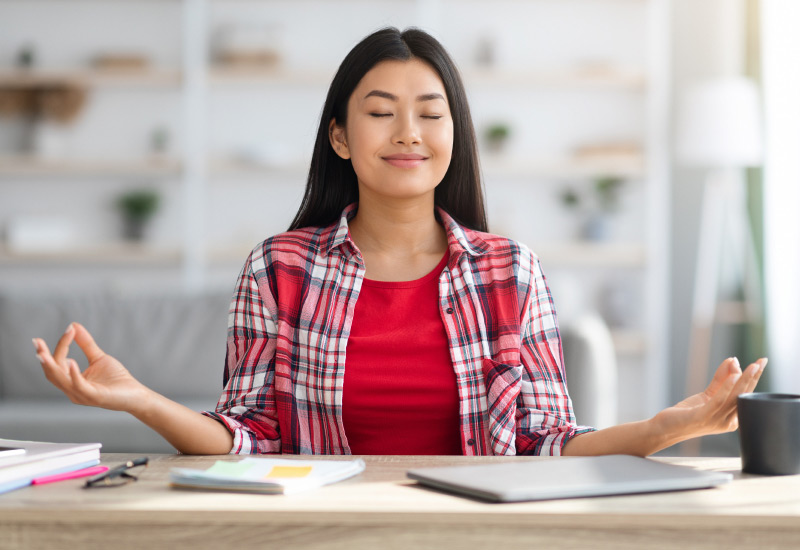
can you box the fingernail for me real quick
[35,353,44,364]
[65,323,74,334]
[759,358,768,370]
[32,338,38,350]
[733,357,741,369]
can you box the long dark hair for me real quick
[288,27,487,232]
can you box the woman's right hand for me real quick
[33,322,151,414]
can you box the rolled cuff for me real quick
[521,424,596,456]
[201,410,281,455]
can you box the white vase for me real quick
[32,120,71,159]
[582,214,611,241]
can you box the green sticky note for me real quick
[205,460,255,477]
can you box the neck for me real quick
[348,193,447,258]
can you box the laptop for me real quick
[406,454,733,503]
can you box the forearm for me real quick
[562,417,680,457]
[129,388,233,455]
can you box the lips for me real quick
[382,153,428,168]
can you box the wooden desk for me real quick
[1,454,799,549]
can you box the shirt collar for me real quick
[436,207,494,258]
[322,202,494,258]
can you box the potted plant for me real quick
[559,176,626,241]
[593,176,625,214]
[116,189,160,241]
[485,122,511,153]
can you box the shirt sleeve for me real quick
[202,253,282,454]
[515,251,595,455]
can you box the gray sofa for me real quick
[0,291,231,453]
[0,291,618,454]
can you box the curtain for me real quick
[761,0,800,392]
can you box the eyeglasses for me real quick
[84,457,149,488]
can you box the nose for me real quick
[392,113,421,146]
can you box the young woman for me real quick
[33,28,765,456]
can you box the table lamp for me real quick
[675,76,764,412]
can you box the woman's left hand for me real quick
[653,357,767,445]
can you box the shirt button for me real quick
[446,307,454,314]
[467,438,475,446]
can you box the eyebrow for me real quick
[363,90,446,103]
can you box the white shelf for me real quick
[207,157,308,179]
[207,245,255,264]
[207,66,333,86]
[0,243,182,266]
[0,156,182,178]
[0,68,183,88]
[482,153,645,180]
[533,242,647,268]
[462,67,647,90]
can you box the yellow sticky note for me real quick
[265,465,313,479]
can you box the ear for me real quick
[328,118,351,160]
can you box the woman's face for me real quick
[330,58,454,202]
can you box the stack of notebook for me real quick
[169,457,366,495]
[0,438,102,494]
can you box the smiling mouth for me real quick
[382,154,428,168]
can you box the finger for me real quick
[33,337,53,361]
[705,357,739,397]
[36,346,73,391]
[32,337,46,359]
[710,361,766,431]
[53,323,77,365]
[33,338,65,376]
[730,361,762,396]
[740,358,768,395]
[713,361,762,423]
[705,369,741,414]
[67,359,96,404]
[66,358,81,377]
[709,360,766,433]
[71,322,107,364]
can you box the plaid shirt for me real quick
[204,204,594,455]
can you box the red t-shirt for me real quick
[342,253,462,455]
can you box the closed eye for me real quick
[422,115,443,120]
[369,113,392,118]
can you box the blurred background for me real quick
[1,0,797,455]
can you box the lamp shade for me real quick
[676,76,764,168]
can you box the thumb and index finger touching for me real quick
[36,322,106,367]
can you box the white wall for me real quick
[0,0,687,428]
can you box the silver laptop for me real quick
[406,454,733,502]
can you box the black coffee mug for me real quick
[738,393,800,475]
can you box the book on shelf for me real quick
[0,438,102,495]
[169,457,366,495]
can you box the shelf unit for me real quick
[0,155,182,178]
[0,243,181,266]
[0,0,670,418]
[0,68,183,88]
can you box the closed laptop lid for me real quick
[406,455,733,503]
